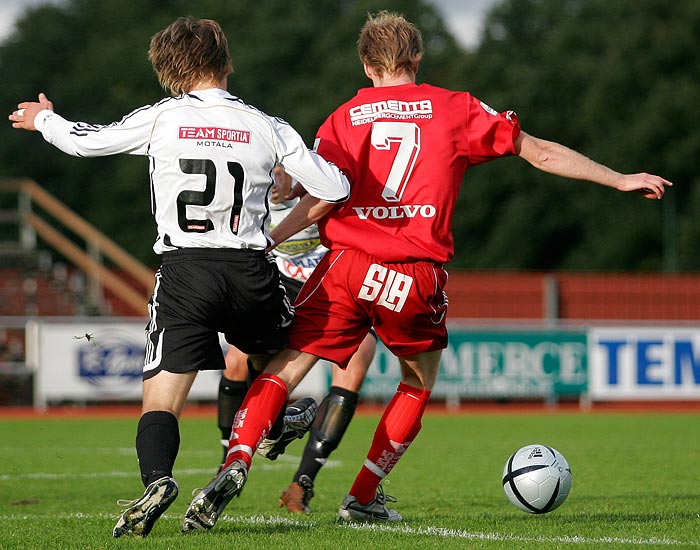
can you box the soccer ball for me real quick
[502,444,572,514]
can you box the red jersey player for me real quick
[314,83,521,264]
[183,11,672,530]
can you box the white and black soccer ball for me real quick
[502,444,572,514]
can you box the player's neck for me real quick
[371,72,415,88]
[372,75,416,88]
[188,76,228,92]
[364,64,416,88]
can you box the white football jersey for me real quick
[270,200,328,281]
[34,88,349,253]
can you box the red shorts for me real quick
[289,249,449,367]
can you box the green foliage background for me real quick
[0,0,697,272]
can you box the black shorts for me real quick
[143,248,293,380]
[280,274,304,303]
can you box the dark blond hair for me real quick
[148,17,232,96]
[357,11,423,78]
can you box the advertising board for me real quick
[360,328,588,402]
[589,327,700,400]
[26,320,328,409]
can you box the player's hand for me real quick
[286,181,309,201]
[271,166,294,204]
[617,173,673,199]
[8,92,53,131]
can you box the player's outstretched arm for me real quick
[8,93,53,132]
[515,131,673,199]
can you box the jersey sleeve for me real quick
[466,98,522,166]
[313,114,356,186]
[35,104,157,157]
[273,118,350,203]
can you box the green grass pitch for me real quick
[1,409,698,549]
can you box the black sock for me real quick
[293,386,358,482]
[218,377,248,439]
[217,377,248,463]
[136,411,180,487]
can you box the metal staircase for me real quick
[0,178,154,316]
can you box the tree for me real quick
[451,0,700,271]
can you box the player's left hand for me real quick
[8,92,53,131]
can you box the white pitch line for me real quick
[0,458,343,481]
[0,466,279,481]
[0,471,134,481]
[0,447,135,455]
[0,513,695,546]
[341,522,699,547]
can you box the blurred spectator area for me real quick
[2,267,699,322]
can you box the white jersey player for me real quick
[10,16,349,539]
[32,88,347,254]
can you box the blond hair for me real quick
[357,11,423,78]
[148,17,232,96]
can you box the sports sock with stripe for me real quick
[348,382,431,505]
[224,374,288,469]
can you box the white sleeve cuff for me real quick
[33,109,55,133]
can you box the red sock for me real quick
[349,382,431,504]
[224,374,288,469]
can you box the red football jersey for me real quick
[315,82,521,263]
